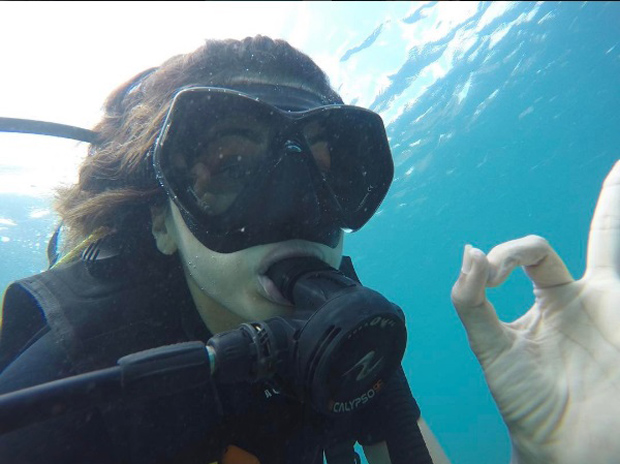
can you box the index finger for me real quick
[586,160,620,278]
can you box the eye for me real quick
[310,140,331,174]
[206,134,264,175]
[213,155,256,179]
[303,121,332,174]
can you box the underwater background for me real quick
[1,2,619,463]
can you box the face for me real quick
[153,201,344,334]
[151,84,352,333]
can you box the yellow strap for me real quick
[208,445,260,464]
[51,227,112,269]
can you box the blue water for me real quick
[343,2,620,463]
[1,2,620,463]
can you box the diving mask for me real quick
[152,86,394,253]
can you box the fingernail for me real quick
[462,244,473,274]
[469,248,490,281]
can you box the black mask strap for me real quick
[225,83,343,111]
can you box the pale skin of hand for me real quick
[451,160,620,464]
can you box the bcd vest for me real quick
[0,240,368,464]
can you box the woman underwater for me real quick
[1,36,619,464]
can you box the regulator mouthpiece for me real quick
[266,257,407,415]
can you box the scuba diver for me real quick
[0,36,448,464]
[2,34,620,464]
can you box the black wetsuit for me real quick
[0,244,425,464]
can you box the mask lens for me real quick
[302,120,332,174]
[301,109,393,229]
[179,120,268,215]
[157,92,274,216]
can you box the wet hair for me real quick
[55,36,342,247]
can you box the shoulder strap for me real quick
[13,264,95,371]
[339,256,361,283]
[3,245,192,373]
[0,282,47,370]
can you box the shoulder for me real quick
[0,329,71,394]
[0,261,93,377]
[1,270,53,372]
[1,251,189,375]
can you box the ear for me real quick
[150,204,178,255]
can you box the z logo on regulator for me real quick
[343,350,384,382]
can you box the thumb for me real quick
[451,245,513,364]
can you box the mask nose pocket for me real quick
[262,142,323,229]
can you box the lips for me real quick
[256,245,326,306]
[258,274,292,306]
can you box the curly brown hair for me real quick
[55,36,342,248]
